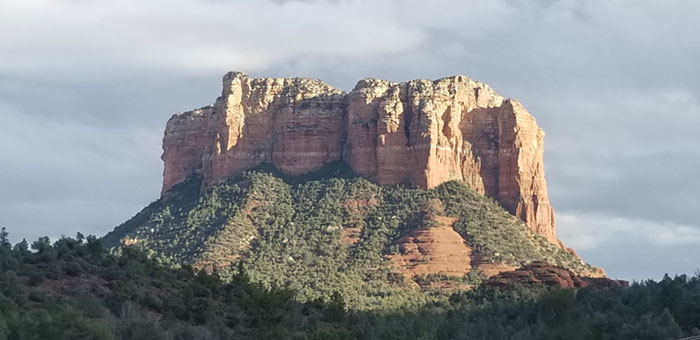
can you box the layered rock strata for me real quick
[161,72,558,243]
[386,217,473,278]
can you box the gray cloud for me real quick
[0,0,698,280]
[558,212,700,280]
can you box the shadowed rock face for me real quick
[485,261,629,289]
[161,72,558,243]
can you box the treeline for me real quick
[1,230,699,340]
[0,229,348,340]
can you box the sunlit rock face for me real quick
[161,72,558,243]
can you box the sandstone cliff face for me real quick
[161,72,558,243]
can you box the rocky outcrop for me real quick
[163,72,346,193]
[386,216,473,278]
[161,72,558,243]
[485,261,628,289]
[345,76,556,241]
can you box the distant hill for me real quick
[104,164,600,310]
[104,72,615,309]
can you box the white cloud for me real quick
[0,0,427,79]
[558,212,700,250]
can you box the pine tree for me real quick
[13,238,29,254]
[0,227,10,249]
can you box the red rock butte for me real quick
[161,71,559,244]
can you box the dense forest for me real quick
[103,164,595,310]
[0,230,699,340]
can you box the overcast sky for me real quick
[1,0,698,281]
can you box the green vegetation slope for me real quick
[104,164,595,310]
